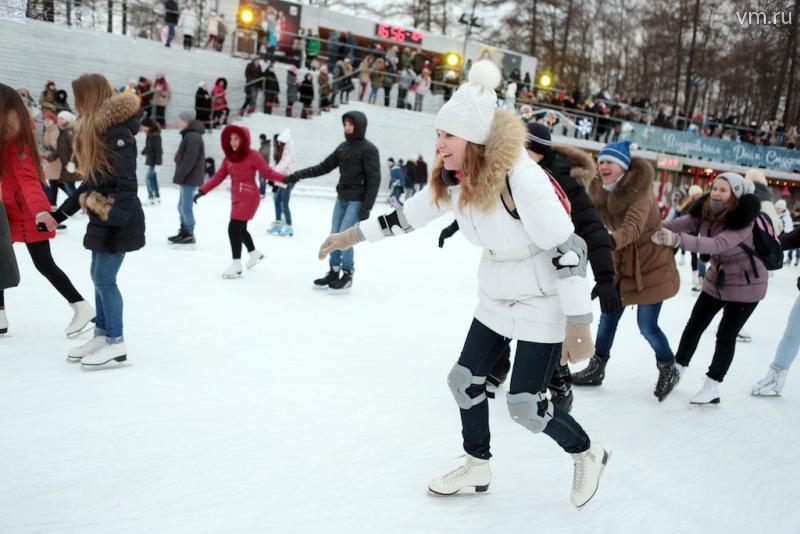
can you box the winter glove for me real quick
[358,207,370,221]
[283,173,300,184]
[591,281,623,315]
[651,227,681,248]
[438,220,460,248]
[318,227,362,260]
[561,322,594,366]
[193,191,205,204]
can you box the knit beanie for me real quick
[744,168,767,186]
[716,172,755,199]
[687,185,703,197]
[526,122,552,156]
[57,110,76,125]
[775,199,787,211]
[178,110,196,123]
[598,140,636,170]
[434,60,500,145]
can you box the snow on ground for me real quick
[1,185,798,533]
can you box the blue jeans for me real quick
[178,184,197,233]
[330,199,362,272]
[273,184,293,225]
[166,23,175,47]
[146,166,160,200]
[390,186,404,205]
[91,251,126,342]
[773,294,800,370]
[595,302,674,363]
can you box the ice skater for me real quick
[193,124,284,279]
[317,61,608,507]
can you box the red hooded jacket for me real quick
[1,138,55,244]
[199,124,284,221]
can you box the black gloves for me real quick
[438,220,460,248]
[283,173,299,184]
[591,281,623,315]
[52,210,67,223]
[193,191,205,204]
[358,207,370,221]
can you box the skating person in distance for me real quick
[0,83,94,338]
[572,140,681,402]
[282,111,380,294]
[753,225,800,396]
[168,110,205,246]
[193,124,284,279]
[317,61,609,508]
[438,122,617,412]
[266,129,297,237]
[677,185,706,292]
[51,74,146,367]
[654,173,766,405]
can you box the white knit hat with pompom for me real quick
[434,60,500,145]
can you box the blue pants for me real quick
[146,166,160,200]
[772,294,800,371]
[595,302,674,363]
[272,184,294,225]
[178,184,197,233]
[166,23,175,47]
[457,319,591,459]
[329,199,362,272]
[91,251,126,342]
[390,186,404,205]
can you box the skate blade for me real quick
[736,338,752,343]
[170,244,197,251]
[689,399,721,407]
[575,449,611,510]
[0,328,7,335]
[427,484,489,497]
[222,273,243,279]
[327,287,352,295]
[751,391,781,397]
[81,355,128,370]
[66,320,96,339]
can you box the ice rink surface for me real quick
[2,186,798,533]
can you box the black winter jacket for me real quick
[292,111,381,211]
[415,158,428,186]
[56,93,145,254]
[173,120,205,186]
[164,0,179,24]
[141,132,163,167]
[540,148,614,284]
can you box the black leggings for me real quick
[675,291,759,382]
[0,240,83,307]
[489,345,572,394]
[228,219,254,259]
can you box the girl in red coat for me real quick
[0,83,94,336]
[194,124,284,278]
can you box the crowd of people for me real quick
[3,58,800,513]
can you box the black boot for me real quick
[549,364,574,412]
[572,355,607,386]
[654,360,680,402]
[313,269,340,290]
[486,345,512,399]
[328,270,353,293]
[173,232,196,245]
[168,227,187,243]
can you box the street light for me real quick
[239,6,254,26]
[445,52,461,67]
[539,74,552,87]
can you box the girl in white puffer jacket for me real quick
[318,61,609,508]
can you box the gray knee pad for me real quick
[507,391,553,433]
[447,363,487,410]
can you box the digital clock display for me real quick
[375,23,424,45]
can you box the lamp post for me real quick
[459,0,481,64]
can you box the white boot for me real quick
[222,260,243,279]
[67,336,107,362]
[65,300,96,337]
[246,250,265,269]
[690,376,721,405]
[428,455,491,495]
[570,441,610,509]
[736,329,752,343]
[692,273,702,292]
[0,309,7,334]
[752,366,789,396]
[677,364,688,381]
[679,254,686,266]
[81,342,127,368]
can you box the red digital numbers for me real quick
[375,24,423,44]
[410,31,423,42]
[391,26,405,41]
[376,23,390,39]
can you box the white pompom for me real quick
[468,60,502,90]
[629,143,639,152]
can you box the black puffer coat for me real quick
[56,93,145,254]
[173,120,205,186]
[292,111,380,213]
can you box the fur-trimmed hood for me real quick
[688,192,760,230]
[92,92,140,134]
[482,109,527,192]
[221,124,252,163]
[553,145,597,183]
[589,157,655,216]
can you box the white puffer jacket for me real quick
[359,112,592,342]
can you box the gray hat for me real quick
[178,110,196,123]
[716,172,755,199]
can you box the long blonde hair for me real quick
[72,73,115,182]
[429,142,501,212]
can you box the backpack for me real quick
[739,211,783,274]
[501,168,571,219]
